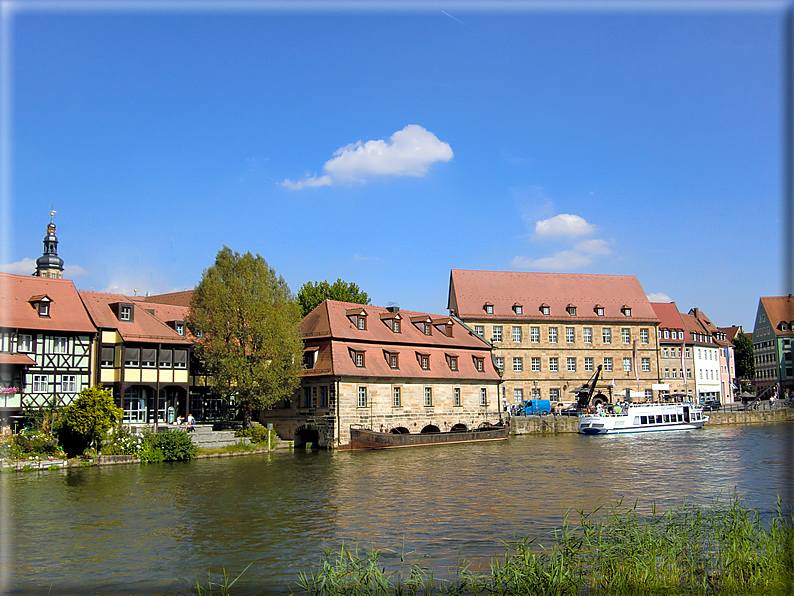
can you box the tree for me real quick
[55,385,124,456]
[298,278,371,317]
[732,331,755,382]
[187,246,304,428]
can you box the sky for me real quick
[0,1,788,331]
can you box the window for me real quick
[173,349,187,369]
[159,349,172,368]
[549,357,559,372]
[480,388,488,406]
[320,386,328,407]
[623,358,632,372]
[566,327,575,344]
[358,316,366,330]
[664,329,670,339]
[358,387,367,408]
[354,351,365,367]
[549,328,558,343]
[37,301,50,317]
[175,322,185,336]
[514,388,523,402]
[33,375,48,392]
[641,358,650,372]
[512,326,522,343]
[421,355,430,370]
[567,305,577,316]
[672,368,678,378]
[549,388,561,401]
[493,326,502,342]
[604,357,613,372]
[640,329,649,344]
[474,325,484,337]
[393,387,401,407]
[393,319,401,333]
[622,329,631,344]
[424,322,432,336]
[584,357,594,372]
[513,357,523,372]
[566,357,576,372]
[447,355,458,371]
[390,353,399,369]
[474,358,484,372]
[583,328,592,344]
[120,305,132,321]
[595,306,605,316]
[514,305,523,315]
[602,328,611,344]
[663,348,669,358]
[61,375,77,393]
[454,387,461,407]
[17,334,32,353]
[124,347,140,367]
[531,357,541,372]
[303,350,316,369]
[424,387,433,406]
[541,305,550,315]
[622,307,632,317]
[530,326,540,343]
[101,347,115,367]
[485,304,494,314]
[53,337,67,354]
[495,357,504,371]
[141,348,157,368]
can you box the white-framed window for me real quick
[596,307,604,317]
[549,388,561,401]
[101,346,115,367]
[454,387,461,407]
[32,375,48,392]
[173,350,188,369]
[640,329,649,344]
[124,348,140,368]
[514,388,523,402]
[390,353,399,369]
[672,368,678,378]
[61,375,77,392]
[512,326,522,343]
[393,319,401,333]
[480,388,488,406]
[584,357,594,372]
[493,326,502,342]
[513,357,523,372]
[622,329,631,344]
[530,327,540,343]
[622,307,632,317]
[623,358,632,372]
[355,352,365,367]
[474,325,484,337]
[392,386,401,407]
[17,334,32,353]
[141,348,157,368]
[424,387,433,407]
[175,322,185,336]
[549,357,559,372]
[515,305,523,315]
[604,357,613,372]
[53,337,67,354]
[358,387,367,408]
[495,357,504,371]
[531,357,541,372]
[120,305,132,321]
[641,358,650,372]
[485,304,493,314]
[664,329,670,339]
[566,327,575,343]
[567,306,577,316]
[583,328,592,344]
[567,357,576,372]
[475,358,484,372]
[549,328,558,343]
[541,305,550,315]
[602,328,611,344]
[421,355,430,370]
[357,316,366,330]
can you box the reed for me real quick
[291,495,793,596]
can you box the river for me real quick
[3,422,793,595]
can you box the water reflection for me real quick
[4,422,792,595]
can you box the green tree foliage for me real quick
[55,385,123,456]
[298,278,371,317]
[732,331,755,380]
[187,246,304,427]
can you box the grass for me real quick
[290,495,794,596]
[196,441,266,457]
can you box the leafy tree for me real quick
[732,331,755,381]
[187,246,304,428]
[55,385,123,456]
[298,278,371,317]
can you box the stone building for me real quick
[650,302,695,400]
[447,269,661,407]
[261,300,503,449]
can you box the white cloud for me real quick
[512,251,596,271]
[0,258,36,275]
[282,125,453,190]
[64,264,87,277]
[574,239,612,256]
[534,214,596,239]
[647,292,673,303]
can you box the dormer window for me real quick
[417,352,431,370]
[384,351,399,369]
[621,306,632,317]
[540,304,550,316]
[424,322,432,336]
[38,301,50,317]
[473,356,485,372]
[595,305,605,317]
[357,316,366,330]
[120,304,133,322]
[446,354,459,371]
[346,308,367,330]
[782,323,789,332]
[433,318,454,337]
[175,322,185,336]
[29,295,52,318]
[484,303,494,314]
[350,349,366,368]
[380,311,402,333]
[513,304,523,315]
[567,304,577,316]
[303,349,319,369]
[393,319,401,333]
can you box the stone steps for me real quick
[168,424,251,449]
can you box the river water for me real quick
[3,422,793,595]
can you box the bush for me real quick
[142,430,197,463]
[101,425,144,456]
[12,430,63,459]
[234,425,271,444]
[55,386,123,457]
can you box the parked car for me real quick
[560,405,582,416]
[702,400,721,412]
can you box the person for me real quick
[186,413,195,433]
[175,415,184,426]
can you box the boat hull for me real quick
[578,402,708,435]
[349,424,510,450]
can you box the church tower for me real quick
[34,211,64,279]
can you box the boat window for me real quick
[633,417,640,425]
[640,416,648,425]
[663,415,670,423]
[656,415,663,424]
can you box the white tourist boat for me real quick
[578,401,709,435]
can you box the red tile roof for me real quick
[0,272,95,333]
[0,353,37,366]
[759,296,794,335]
[139,290,194,307]
[650,302,691,342]
[448,269,659,321]
[78,291,191,344]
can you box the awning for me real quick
[0,353,36,366]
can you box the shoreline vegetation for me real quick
[196,496,794,596]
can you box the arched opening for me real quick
[420,424,440,434]
[390,427,410,434]
[450,423,468,432]
[295,426,320,449]
[592,393,608,406]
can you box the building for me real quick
[261,300,503,449]
[448,270,661,406]
[33,213,65,279]
[751,296,794,398]
[688,308,736,404]
[650,302,695,399]
[78,291,192,425]
[0,273,96,424]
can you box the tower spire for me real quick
[34,210,64,279]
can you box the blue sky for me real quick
[1,1,787,331]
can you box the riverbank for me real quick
[510,406,794,435]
